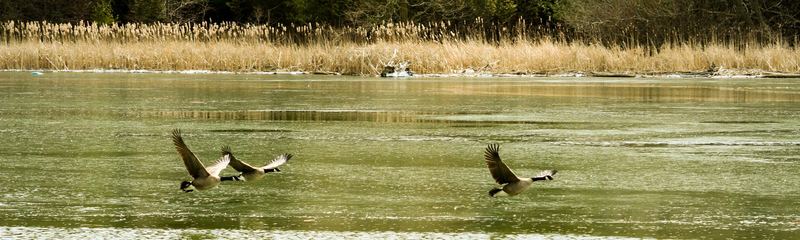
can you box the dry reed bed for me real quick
[1,21,799,75]
[1,20,493,43]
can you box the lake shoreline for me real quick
[5,68,800,79]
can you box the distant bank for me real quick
[2,21,798,77]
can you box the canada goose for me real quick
[172,129,238,192]
[224,146,292,182]
[483,144,557,197]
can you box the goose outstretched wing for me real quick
[262,154,293,170]
[172,129,209,178]
[484,144,520,184]
[206,154,231,177]
[223,146,260,173]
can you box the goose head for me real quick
[180,181,195,192]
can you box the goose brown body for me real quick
[483,144,557,197]
[172,129,231,192]
[224,146,292,182]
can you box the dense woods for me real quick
[1,0,799,45]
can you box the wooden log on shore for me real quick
[589,72,636,78]
[761,72,800,78]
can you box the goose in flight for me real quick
[224,146,292,182]
[172,129,238,192]
[483,144,557,197]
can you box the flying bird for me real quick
[172,129,238,192]
[483,143,557,197]
[224,146,293,182]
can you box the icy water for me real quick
[0,72,799,239]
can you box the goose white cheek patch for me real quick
[181,185,196,192]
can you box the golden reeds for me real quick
[1,21,799,75]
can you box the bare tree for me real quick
[559,0,800,46]
[344,0,411,26]
[165,0,209,23]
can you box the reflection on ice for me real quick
[143,110,422,122]
[143,110,583,125]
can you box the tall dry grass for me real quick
[1,21,799,75]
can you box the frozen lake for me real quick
[0,72,798,239]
